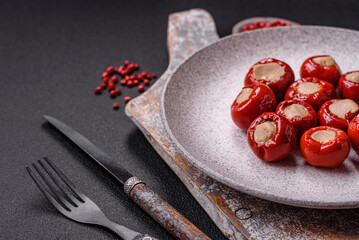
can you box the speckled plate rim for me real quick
[160,25,359,209]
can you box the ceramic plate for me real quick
[161,26,359,209]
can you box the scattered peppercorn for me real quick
[110,90,118,97]
[113,102,120,109]
[138,85,145,92]
[126,80,133,87]
[117,66,124,73]
[95,61,157,110]
[107,66,115,74]
[143,79,150,86]
[102,72,109,78]
[116,87,122,95]
[111,76,119,83]
[94,86,102,94]
[120,79,126,85]
[107,83,115,90]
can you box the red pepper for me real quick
[338,71,359,104]
[275,99,317,138]
[247,112,296,161]
[244,58,294,100]
[284,77,336,111]
[300,55,342,86]
[348,115,359,155]
[318,99,359,132]
[300,126,350,167]
[231,83,276,130]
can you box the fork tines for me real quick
[26,157,85,213]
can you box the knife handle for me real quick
[129,182,211,240]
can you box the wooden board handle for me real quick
[130,183,211,240]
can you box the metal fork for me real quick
[26,157,157,240]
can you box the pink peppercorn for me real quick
[111,76,119,83]
[108,83,115,90]
[137,74,144,81]
[102,72,109,78]
[107,66,115,74]
[117,66,124,73]
[152,73,157,78]
[116,87,122,95]
[133,80,139,85]
[120,79,126,85]
[113,102,120,109]
[110,90,117,97]
[138,85,145,92]
[143,79,150,85]
[134,63,139,69]
[94,87,102,94]
[124,96,131,103]
[124,60,129,65]
[126,80,133,87]
[100,83,106,89]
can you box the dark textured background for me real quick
[1,0,358,239]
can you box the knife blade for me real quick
[43,115,211,240]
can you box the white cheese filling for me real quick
[297,82,321,95]
[328,99,359,119]
[283,103,309,119]
[346,72,359,83]
[254,121,276,146]
[312,56,335,67]
[236,88,253,105]
[311,130,337,143]
[253,62,285,82]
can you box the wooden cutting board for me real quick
[125,8,359,240]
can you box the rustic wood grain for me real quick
[130,183,212,240]
[125,8,359,240]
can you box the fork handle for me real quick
[103,220,158,240]
[129,183,211,240]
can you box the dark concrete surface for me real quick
[1,0,358,239]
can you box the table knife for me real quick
[43,115,211,240]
